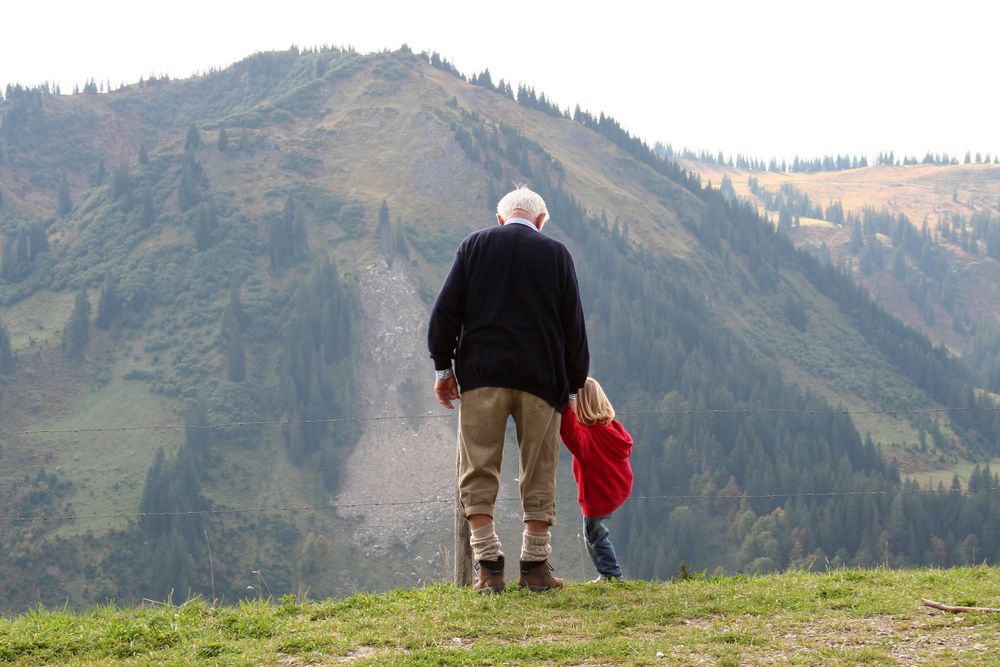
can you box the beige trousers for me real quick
[457,387,561,525]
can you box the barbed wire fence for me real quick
[3,487,1000,524]
[6,404,1000,438]
[3,404,1000,524]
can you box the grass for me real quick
[42,378,180,537]
[910,457,1000,489]
[0,290,76,351]
[3,567,1000,665]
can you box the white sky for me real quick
[2,0,998,162]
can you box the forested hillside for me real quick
[681,157,1000,390]
[1,47,999,613]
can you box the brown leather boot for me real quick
[473,557,506,594]
[518,560,564,592]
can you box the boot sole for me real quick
[476,585,506,595]
[519,584,563,592]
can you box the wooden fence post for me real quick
[454,440,474,586]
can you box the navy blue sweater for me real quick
[428,223,589,409]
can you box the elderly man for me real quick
[428,186,589,593]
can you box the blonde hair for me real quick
[576,377,615,425]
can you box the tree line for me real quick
[665,146,999,174]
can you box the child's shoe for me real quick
[588,575,622,584]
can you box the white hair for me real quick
[496,186,549,224]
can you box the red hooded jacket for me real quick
[560,407,634,518]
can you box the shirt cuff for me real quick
[435,368,454,381]
[568,393,577,401]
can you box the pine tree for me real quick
[136,438,211,600]
[94,274,119,330]
[217,128,228,153]
[138,143,149,166]
[27,222,48,258]
[62,287,91,360]
[269,195,306,268]
[0,322,14,374]
[0,238,15,282]
[140,187,156,227]
[184,124,201,151]
[222,286,247,382]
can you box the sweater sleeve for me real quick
[560,251,589,393]
[427,247,466,371]
[559,407,588,459]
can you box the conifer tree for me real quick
[136,438,210,599]
[138,143,149,166]
[0,322,14,374]
[27,221,48,257]
[184,124,201,151]
[222,286,247,382]
[225,284,248,330]
[62,287,91,360]
[0,238,15,282]
[269,195,307,268]
[94,274,119,330]
[217,128,228,153]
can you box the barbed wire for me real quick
[5,405,999,438]
[3,487,999,524]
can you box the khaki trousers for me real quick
[457,387,561,525]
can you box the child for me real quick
[560,377,634,582]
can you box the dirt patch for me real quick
[689,612,993,665]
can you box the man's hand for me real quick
[435,376,460,409]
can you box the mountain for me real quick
[1,47,999,613]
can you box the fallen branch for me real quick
[922,599,1000,613]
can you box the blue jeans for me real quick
[584,515,622,578]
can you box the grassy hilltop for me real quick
[3,568,1000,665]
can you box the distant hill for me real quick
[682,159,1000,389]
[1,47,999,613]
